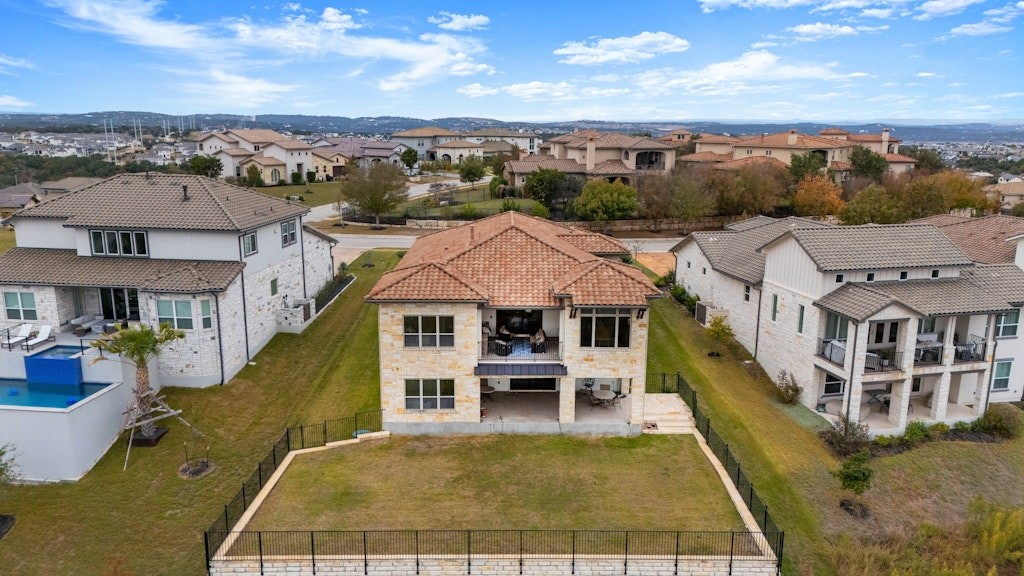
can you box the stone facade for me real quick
[675,244,760,353]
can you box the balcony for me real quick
[864,349,904,374]
[952,335,986,364]
[479,337,561,362]
[817,338,846,367]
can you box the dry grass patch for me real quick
[0,227,14,255]
[248,435,745,532]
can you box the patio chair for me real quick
[1,324,33,350]
[611,395,623,411]
[495,340,512,357]
[21,325,54,351]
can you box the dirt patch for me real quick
[635,253,674,277]
[839,499,871,519]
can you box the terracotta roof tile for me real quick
[588,160,632,175]
[680,151,731,163]
[225,129,290,144]
[0,248,243,293]
[931,215,1024,264]
[553,260,661,306]
[884,153,916,163]
[392,127,460,137]
[712,156,787,171]
[733,132,847,149]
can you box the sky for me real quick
[0,0,1022,122]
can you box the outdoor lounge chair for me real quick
[21,325,54,351]
[1,324,33,350]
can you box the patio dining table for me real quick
[592,389,615,408]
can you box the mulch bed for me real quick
[0,514,14,541]
[868,430,1000,457]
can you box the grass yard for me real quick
[254,181,340,207]
[248,435,744,532]
[0,226,14,254]
[0,250,398,576]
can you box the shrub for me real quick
[821,413,872,456]
[928,422,950,440]
[773,370,803,404]
[874,435,896,447]
[831,449,874,499]
[501,199,521,213]
[966,497,1024,569]
[707,316,735,342]
[306,170,316,183]
[291,171,303,185]
[654,271,676,288]
[902,420,930,445]
[337,261,348,278]
[458,202,478,220]
[531,203,550,218]
[670,285,687,303]
[974,404,1022,439]
[954,420,973,433]
[277,179,286,186]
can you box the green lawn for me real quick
[0,250,397,576]
[255,181,340,207]
[0,227,13,255]
[248,435,744,532]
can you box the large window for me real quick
[824,312,848,341]
[918,317,937,334]
[405,378,455,410]
[798,305,805,334]
[579,308,631,348]
[242,232,258,256]
[771,294,778,322]
[200,300,212,329]
[993,361,1012,391]
[90,230,148,257]
[281,220,297,246]
[403,315,455,347]
[824,373,844,396]
[997,309,1019,338]
[4,292,37,321]
[157,300,197,330]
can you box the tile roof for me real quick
[392,127,460,138]
[815,274,1020,321]
[677,217,831,284]
[931,215,1024,264]
[266,139,313,151]
[241,153,285,167]
[830,161,852,171]
[814,284,895,322]
[39,177,103,192]
[679,151,731,163]
[0,248,243,293]
[733,132,847,150]
[960,264,1024,306]
[769,225,974,271]
[819,128,849,136]
[504,159,587,175]
[847,133,901,143]
[725,215,778,231]
[225,129,290,144]
[908,214,972,227]
[589,160,632,175]
[694,135,739,144]
[560,132,674,151]
[712,156,787,171]
[215,147,255,157]
[12,173,307,231]
[366,211,658,307]
[884,153,916,164]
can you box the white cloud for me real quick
[950,21,1013,34]
[845,71,871,78]
[914,0,986,20]
[48,0,217,51]
[590,73,621,82]
[993,92,1024,98]
[579,87,632,98]
[984,1,1024,22]
[787,22,888,41]
[181,69,297,109]
[553,31,689,66]
[916,71,940,77]
[0,54,33,74]
[947,81,966,86]
[861,7,894,17]
[804,91,850,101]
[750,41,778,48]
[0,95,34,108]
[503,81,576,101]
[457,83,500,97]
[427,11,490,31]
[696,0,819,13]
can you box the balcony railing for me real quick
[817,338,846,367]
[953,335,986,364]
[914,345,943,366]
[865,349,903,373]
[480,338,561,362]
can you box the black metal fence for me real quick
[205,529,780,574]
[204,410,384,565]
[649,371,784,566]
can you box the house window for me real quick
[931,269,939,278]
[405,378,455,410]
[4,292,37,321]
[997,309,1019,338]
[888,321,899,343]
[866,272,875,282]
[90,230,149,257]
[824,312,848,341]
[579,308,631,348]
[404,315,455,347]
[744,285,751,302]
[912,377,922,393]
[874,323,885,344]
[899,270,908,281]
[687,261,691,269]
[993,361,1012,391]
[824,373,844,396]
[242,232,258,256]
[157,300,193,329]
[702,267,706,275]
[918,317,936,334]
[798,305,805,333]
[201,300,212,329]
[270,278,278,296]
[281,220,297,246]
[835,274,844,283]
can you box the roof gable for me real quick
[764,225,974,271]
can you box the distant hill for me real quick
[0,111,1021,143]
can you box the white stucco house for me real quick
[674,217,1024,435]
[365,211,661,435]
[0,173,337,387]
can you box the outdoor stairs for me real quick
[641,393,695,435]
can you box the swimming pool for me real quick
[30,345,89,359]
[0,378,111,408]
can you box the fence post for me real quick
[519,530,524,575]
[776,532,785,575]
[241,482,247,509]
[258,532,264,576]
[728,531,735,576]
[323,420,328,444]
[223,505,229,532]
[310,531,316,576]
[204,531,211,574]
[363,531,368,576]
[301,425,306,449]
[467,530,472,575]
[415,531,420,575]
[674,532,679,576]
[763,505,768,531]
[623,531,629,575]
[571,531,576,575]
[286,426,291,451]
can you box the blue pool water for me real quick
[0,378,111,408]
[29,345,88,359]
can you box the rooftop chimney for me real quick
[787,129,797,146]
[882,128,890,151]
[182,185,190,201]
[586,137,596,171]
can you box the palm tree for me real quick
[91,323,185,438]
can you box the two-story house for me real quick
[0,173,336,387]
[366,211,661,434]
[391,127,461,160]
[675,217,1024,435]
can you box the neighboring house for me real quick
[391,127,460,159]
[365,211,661,434]
[658,128,694,148]
[674,217,1024,435]
[238,153,287,185]
[0,183,43,218]
[998,173,1023,184]
[502,158,589,187]
[0,173,336,387]
[428,140,485,164]
[357,141,409,168]
[913,214,1024,265]
[310,150,348,181]
[197,129,311,181]
[986,181,1024,212]
[463,128,541,155]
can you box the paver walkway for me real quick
[642,393,695,435]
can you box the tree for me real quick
[245,164,263,187]
[706,316,735,342]
[90,323,185,438]
[0,443,16,497]
[1012,202,1024,217]
[831,449,874,500]
[400,148,419,172]
[523,168,567,207]
[184,155,223,178]
[341,162,407,227]
[850,146,889,181]
[792,174,844,217]
[458,155,486,189]
[838,184,907,224]
[902,145,945,173]
[712,164,789,216]
[932,170,996,213]
[789,152,827,183]
[572,180,638,221]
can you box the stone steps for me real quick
[641,393,696,435]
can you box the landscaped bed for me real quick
[246,434,745,533]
